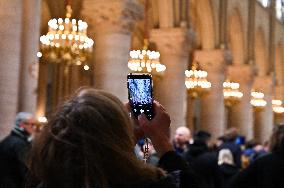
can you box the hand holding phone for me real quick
[127,73,154,120]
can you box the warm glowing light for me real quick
[250,91,267,109]
[272,99,284,113]
[83,65,90,71]
[185,62,211,98]
[272,99,282,106]
[38,116,48,123]
[39,5,94,65]
[128,39,166,75]
[223,80,243,106]
[37,52,42,58]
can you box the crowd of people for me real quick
[0,87,284,188]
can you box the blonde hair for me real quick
[218,149,234,165]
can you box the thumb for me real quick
[138,113,150,131]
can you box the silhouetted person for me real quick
[0,112,36,188]
[231,124,284,188]
[184,131,221,188]
[219,128,242,169]
[26,88,200,188]
[218,149,238,188]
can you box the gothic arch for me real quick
[131,0,159,49]
[255,27,268,76]
[228,8,245,65]
[195,0,216,50]
[275,43,284,85]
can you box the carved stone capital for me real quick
[150,28,190,56]
[227,64,254,85]
[193,49,225,73]
[82,0,143,35]
[274,85,284,100]
[253,75,275,95]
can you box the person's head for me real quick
[216,136,225,147]
[224,127,239,142]
[28,88,161,188]
[245,140,257,149]
[218,149,234,165]
[15,112,36,135]
[194,130,211,144]
[269,124,284,154]
[174,126,191,146]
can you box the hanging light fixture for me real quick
[272,99,284,113]
[250,91,267,110]
[223,79,243,106]
[39,0,94,66]
[128,0,166,75]
[185,61,211,98]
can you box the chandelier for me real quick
[185,61,211,98]
[128,0,166,75]
[128,39,166,74]
[39,3,94,66]
[223,80,243,106]
[250,91,267,109]
[272,99,284,113]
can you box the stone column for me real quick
[194,49,225,139]
[158,0,174,28]
[151,28,189,138]
[228,64,254,139]
[18,0,41,113]
[253,76,274,143]
[273,85,284,125]
[82,0,143,101]
[0,0,23,139]
[36,62,48,118]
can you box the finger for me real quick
[153,100,165,111]
[152,101,165,118]
[138,113,150,132]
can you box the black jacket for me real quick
[231,152,284,188]
[218,164,239,188]
[184,141,221,188]
[0,130,31,188]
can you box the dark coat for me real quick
[219,140,242,169]
[0,130,31,188]
[184,141,221,188]
[231,152,284,188]
[218,164,239,188]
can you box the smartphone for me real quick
[127,73,154,120]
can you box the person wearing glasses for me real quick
[0,112,36,188]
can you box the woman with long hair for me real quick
[26,88,198,188]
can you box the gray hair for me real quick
[15,112,34,127]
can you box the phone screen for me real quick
[127,74,153,120]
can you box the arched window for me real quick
[276,0,284,21]
[257,0,271,7]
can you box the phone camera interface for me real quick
[128,78,153,119]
